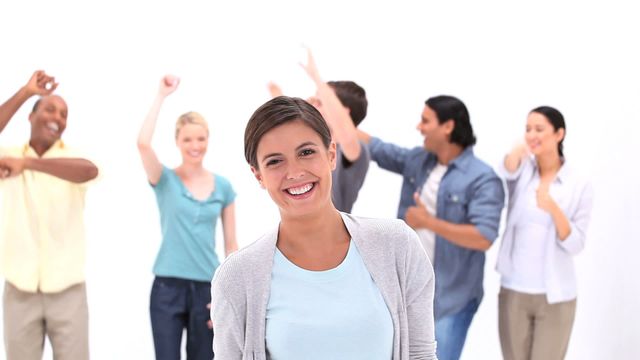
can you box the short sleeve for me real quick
[151,166,171,193]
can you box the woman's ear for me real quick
[251,166,265,189]
[556,128,566,143]
[328,141,337,171]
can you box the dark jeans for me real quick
[150,276,214,360]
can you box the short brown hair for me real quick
[244,96,331,169]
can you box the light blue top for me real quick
[152,166,235,281]
[265,240,394,360]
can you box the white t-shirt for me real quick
[415,163,448,262]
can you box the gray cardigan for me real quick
[211,213,437,359]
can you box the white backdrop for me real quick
[1,1,639,359]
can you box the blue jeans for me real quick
[435,297,480,360]
[150,277,214,360]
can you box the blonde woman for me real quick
[137,75,237,360]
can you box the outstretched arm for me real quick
[301,49,362,162]
[0,70,57,134]
[137,75,179,185]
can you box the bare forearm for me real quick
[0,87,31,134]
[504,144,529,173]
[356,129,372,145]
[24,158,98,183]
[137,94,166,147]
[427,217,491,251]
[315,83,362,159]
[222,204,238,257]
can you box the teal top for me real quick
[152,166,235,281]
[265,240,394,360]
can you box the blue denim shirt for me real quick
[369,137,505,319]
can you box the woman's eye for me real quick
[300,149,315,157]
[266,159,281,167]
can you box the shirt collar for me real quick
[447,146,475,173]
[530,156,570,184]
[22,140,65,157]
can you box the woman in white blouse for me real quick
[497,106,594,360]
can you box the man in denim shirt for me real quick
[359,95,505,360]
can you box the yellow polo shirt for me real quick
[0,141,95,293]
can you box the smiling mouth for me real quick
[285,182,315,196]
[46,122,60,134]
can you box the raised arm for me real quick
[137,75,179,185]
[300,49,362,161]
[504,142,529,173]
[267,81,284,98]
[0,70,57,134]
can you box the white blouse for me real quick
[496,156,594,303]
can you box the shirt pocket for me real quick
[442,191,469,221]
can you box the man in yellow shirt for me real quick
[0,71,99,360]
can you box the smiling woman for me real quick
[211,96,437,360]
[497,106,594,360]
[135,75,238,360]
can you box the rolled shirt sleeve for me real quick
[557,181,594,255]
[467,172,506,243]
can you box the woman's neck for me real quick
[536,152,562,177]
[278,205,347,251]
[176,162,206,177]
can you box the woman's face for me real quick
[176,123,208,164]
[525,112,564,157]
[252,120,336,218]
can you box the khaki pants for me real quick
[499,287,576,360]
[3,282,89,360]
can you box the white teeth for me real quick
[47,122,59,132]
[287,183,313,195]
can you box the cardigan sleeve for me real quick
[403,226,438,359]
[211,265,246,359]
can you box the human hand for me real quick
[158,75,180,97]
[536,181,556,213]
[0,157,26,179]
[405,192,434,230]
[267,81,283,98]
[24,70,58,97]
[511,141,530,159]
[206,303,213,329]
[299,47,322,83]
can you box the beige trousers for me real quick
[499,287,576,360]
[3,282,89,360]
